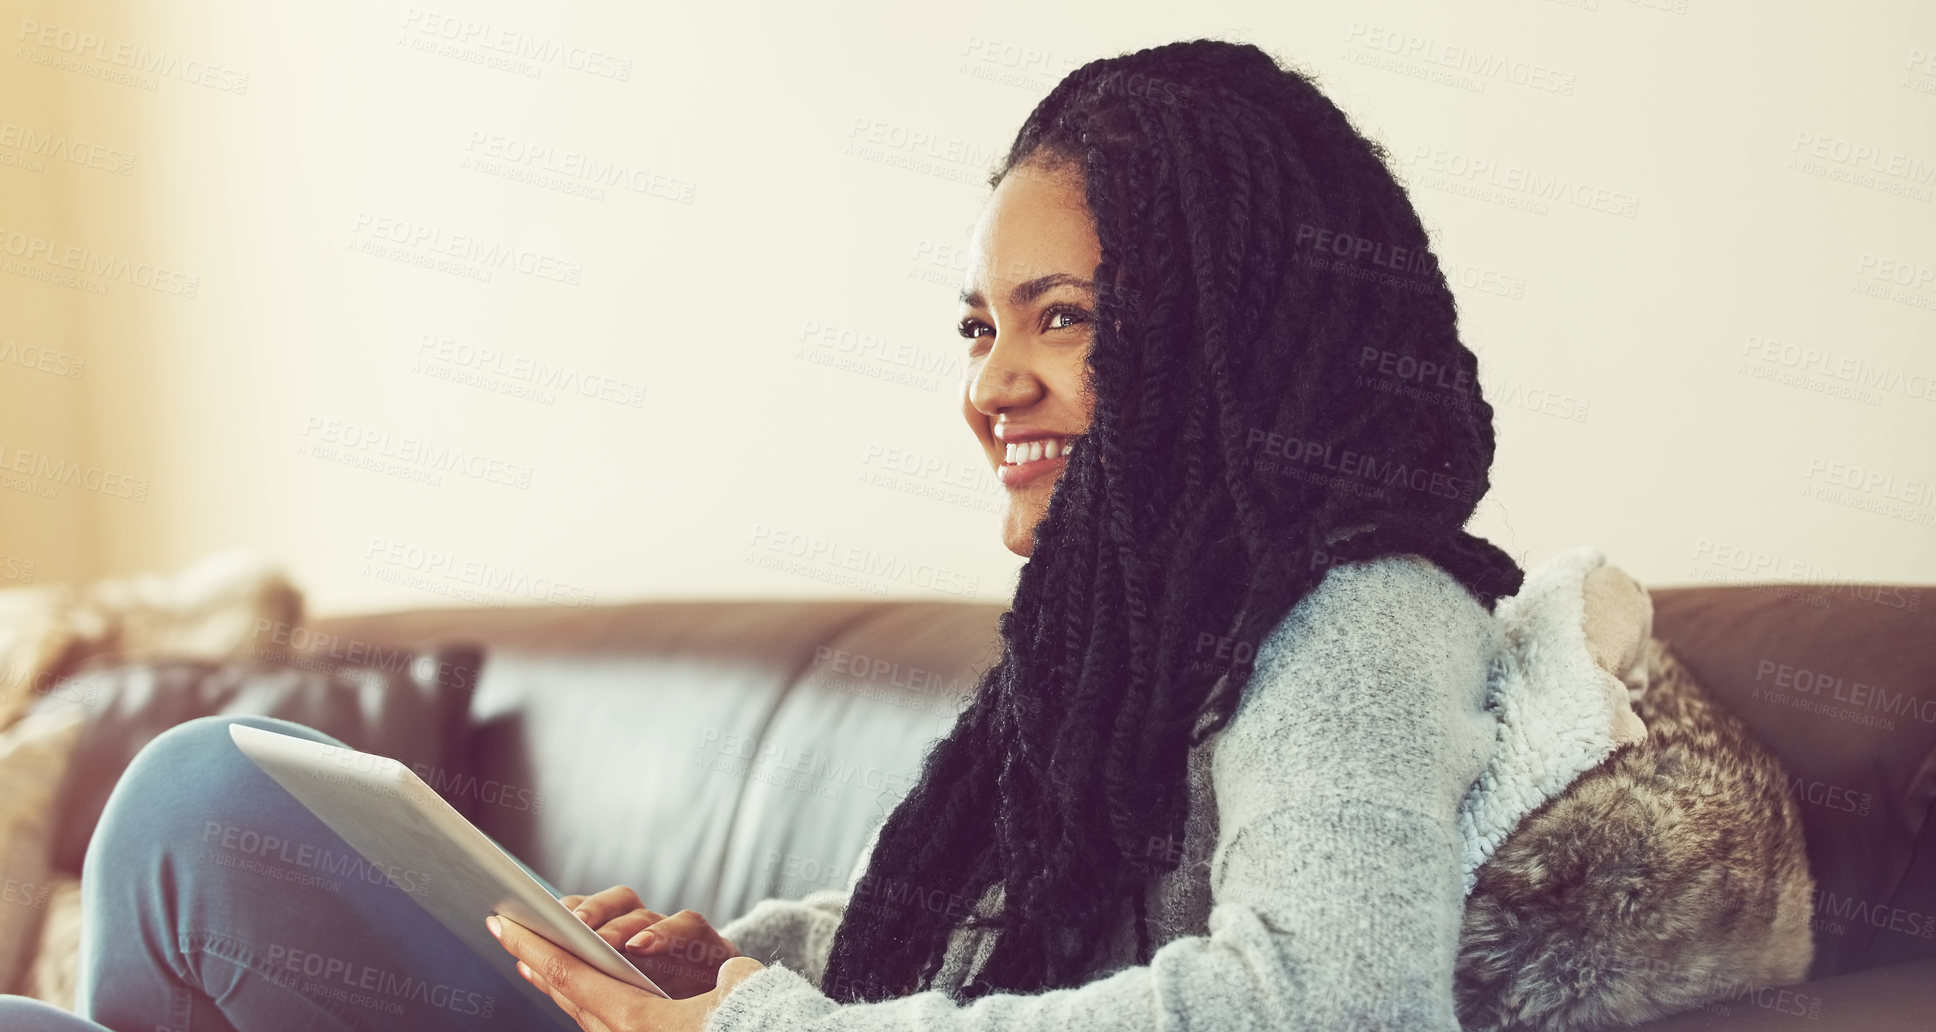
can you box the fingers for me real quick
[562,887,673,955]
[489,914,661,1027]
[567,884,645,929]
[549,898,739,1000]
[606,910,738,1000]
[624,910,733,961]
[489,915,585,1012]
[594,908,665,951]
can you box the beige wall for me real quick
[3,0,1932,615]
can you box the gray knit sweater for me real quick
[708,552,1502,1031]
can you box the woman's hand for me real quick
[489,911,765,1032]
[557,885,742,999]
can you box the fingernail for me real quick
[486,916,502,939]
[625,930,655,950]
[517,961,533,982]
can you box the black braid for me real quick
[820,39,1524,1004]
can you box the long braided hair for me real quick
[820,38,1524,1003]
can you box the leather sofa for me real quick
[31,578,1936,1030]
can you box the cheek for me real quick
[960,384,986,439]
[1060,352,1095,418]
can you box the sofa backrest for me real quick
[314,599,1001,923]
[301,577,1936,980]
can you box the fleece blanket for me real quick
[0,549,302,1002]
[1457,545,1649,899]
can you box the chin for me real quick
[1001,522,1033,558]
[999,493,1053,558]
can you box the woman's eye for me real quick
[1046,307,1089,331]
[957,319,992,341]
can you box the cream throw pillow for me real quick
[0,706,87,995]
[21,874,80,1010]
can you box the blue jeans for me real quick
[0,715,584,1031]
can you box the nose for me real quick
[966,337,1045,416]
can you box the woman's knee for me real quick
[145,713,342,765]
[0,996,107,1031]
[116,714,342,796]
[86,715,345,865]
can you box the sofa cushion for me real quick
[1650,584,1936,978]
[712,602,995,922]
[31,642,482,875]
[454,601,887,914]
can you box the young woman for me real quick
[0,38,1523,1031]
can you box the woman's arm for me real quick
[701,552,1502,1032]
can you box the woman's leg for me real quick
[72,714,580,1032]
[0,996,112,1030]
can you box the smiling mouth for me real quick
[995,436,1077,489]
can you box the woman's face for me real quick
[958,159,1101,558]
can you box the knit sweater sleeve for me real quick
[714,821,886,984]
[702,553,1501,1032]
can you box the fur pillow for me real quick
[1454,637,1817,1030]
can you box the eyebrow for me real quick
[959,273,1096,310]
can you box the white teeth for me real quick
[1003,437,1073,464]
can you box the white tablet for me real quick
[229,723,668,998]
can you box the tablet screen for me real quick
[229,724,668,998]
